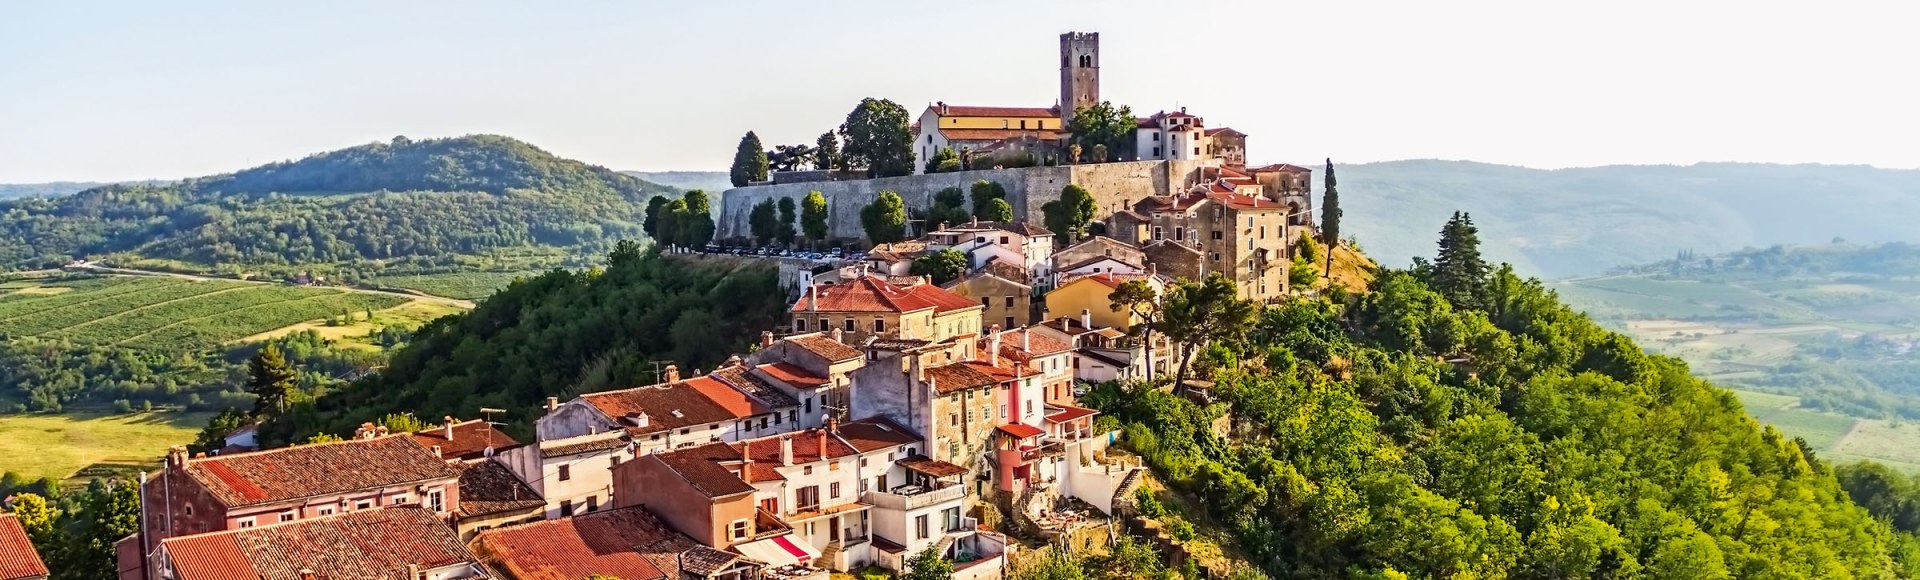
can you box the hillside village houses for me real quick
[109,31,1330,580]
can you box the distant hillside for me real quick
[0,135,677,277]
[1338,161,1920,277]
[0,182,113,199]
[623,170,730,193]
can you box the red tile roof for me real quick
[923,362,1000,395]
[456,459,545,519]
[579,379,755,437]
[1204,127,1244,137]
[161,507,477,580]
[0,514,48,580]
[898,456,968,478]
[409,419,518,461]
[651,443,759,499]
[834,417,923,453]
[784,333,863,362]
[996,423,1046,439]
[686,375,773,418]
[757,362,828,389]
[1207,191,1285,211]
[1248,163,1313,174]
[999,329,1074,358]
[1045,405,1098,424]
[866,241,930,262]
[180,435,460,508]
[932,105,1059,118]
[792,276,980,316]
[473,506,726,580]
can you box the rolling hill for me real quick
[1336,160,1920,277]
[0,135,678,279]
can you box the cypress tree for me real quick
[1321,158,1342,273]
[730,131,770,187]
[247,344,298,417]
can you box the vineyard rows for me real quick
[0,277,409,352]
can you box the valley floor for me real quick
[0,410,210,483]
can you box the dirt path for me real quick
[66,263,475,308]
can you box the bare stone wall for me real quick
[717,160,1215,242]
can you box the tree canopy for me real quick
[730,131,769,187]
[910,249,969,285]
[861,191,909,245]
[840,98,916,178]
[800,191,830,245]
[1043,184,1098,243]
[1066,101,1136,161]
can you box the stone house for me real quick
[744,330,867,430]
[1109,187,1293,301]
[470,505,762,580]
[944,266,1035,333]
[790,275,984,344]
[147,507,488,580]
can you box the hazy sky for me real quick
[3,0,1916,182]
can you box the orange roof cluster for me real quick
[408,419,518,461]
[473,506,735,580]
[996,328,1074,359]
[924,362,1002,395]
[793,276,981,316]
[579,375,781,438]
[783,333,862,362]
[651,418,920,496]
[756,362,829,389]
[0,514,48,580]
[160,507,477,580]
[180,436,460,508]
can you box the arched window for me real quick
[1080,55,1092,67]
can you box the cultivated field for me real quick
[0,276,412,351]
[0,410,210,483]
[369,270,542,300]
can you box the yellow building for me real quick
[791,275,985,343]
[911,103,1064,174]
[1043,272,1165,332]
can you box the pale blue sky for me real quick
[3,0,1916,182]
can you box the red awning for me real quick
[996,423,1045,439]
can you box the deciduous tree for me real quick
[861,191,909,245]
[928,187,970,230]
[1042,184,1098,243]
[776,197,798,245]
[801,191,830,246]
[925,147,961,174]
[748,199,778,246]
[1108,279,1163,376]
[841,98,915,178]
[814,131,841,171]
[677,190,716,249]
[1066,101,1136,161]
[982,198,1015,223]
[903,545,955,580]
[970,180,1007,219]
[911,249,969,285]
[1157,273,1257,387]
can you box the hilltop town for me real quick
[42,31,1342,580]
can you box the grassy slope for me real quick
[0,410,211,482]
[0,276,417,352]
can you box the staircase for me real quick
[818,542,842,569]
[1112,467,1146,510]
[933,534,959,559]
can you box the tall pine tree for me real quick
[815,132,841,171]
[1431,211,1490,310]
[730,131,770,187]
[1321,158,1342,273]
[248,343,298,417]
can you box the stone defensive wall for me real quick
[717,159,1217,241]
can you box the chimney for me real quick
[831,327,844,344]
[1022,329,1031,352]
[817,430,828,459]
[664,364,681,383]
[431,445,442,458]
[300,570,316,580]
[167,446,188,468]
[761,331,775,347]
[1147,262,1157,276]
[407,564,420,580]
[780,435,795,465]
[546,397,559,412]
[443,417,456,440]
[827,416,839,433]
[989,325,1002,366]
[1081,308,1091,330]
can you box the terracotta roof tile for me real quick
[162,507,477,580]
[650,443,757,498]
[542,436,628,458]
[578,379,755,437]
[833,417,922,453]
[973,260,1032,286]
[409,419,518,461]
[897,456,968,478]
[473,506,724,580]
[996,423,1046,439]
[181,436,460,508]
[866,241,930,262]
[456,460,545,519]
[685,375,773,418]
[0,514,49,580]
[1248,163,1313,174]
[1207,191,1285,211]
[793,276,979,316]
[924,363,1000,395]
[754,362,828,389]
[1000,329,1074,358]
[784,333,862,362]
[932,105,1059,118]
[1045,405,1098,424]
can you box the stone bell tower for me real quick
[1059,32,1100,123]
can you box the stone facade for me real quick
[720,160,1217,243]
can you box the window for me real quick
[1152,146,1161,156]
[759,417,769,430]
[999,236,1009,245]
[1026,400,1034,414]
[797,486,821,510]
[844,319,856,332]
[760,497,779,513]
[185,505,193,516]
[731,519,751,540]
[1003,296,1015,308]
[317,506,334,516]
[558,464,571,481]
[874,318,886,333]
[279,511,295,523]
[356,500,374,510]
[679,428,691,435]
[1247,217,1255,228]
[1211,230,1222,240]
[1174,227,1184,241]
[804,465,814,475]
[1005,316,1015,330]
[1152,132,1160,142]
[1152,227,1163,240]
[951,413,960,426]
[1194,147,1200,156]
[981,296,990,308]
[611,455,622,468]
[587,495,598,512]
[916,514,930,539]
[1259,226,1267,239]
[1002,120,1009,129]
[392,494,410,505]
[560,500,574,517]
[794,318,806,332]
[1000,404,1008,418]
[1248,238,1255,250]
[830,482,841,498]
[429,490,445,512]
[237,517,256,528]
[1019,120,1027,129]
[818,318,828,331]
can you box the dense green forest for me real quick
[258,246,788,444]
[1341,161,1920,276]
[0,330,384,414]
[0,135,675,278]
[1084,227,1919,576]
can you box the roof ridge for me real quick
[189,431,418,464]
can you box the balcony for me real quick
[1019,441,1064,463]
[862,481,966,512]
